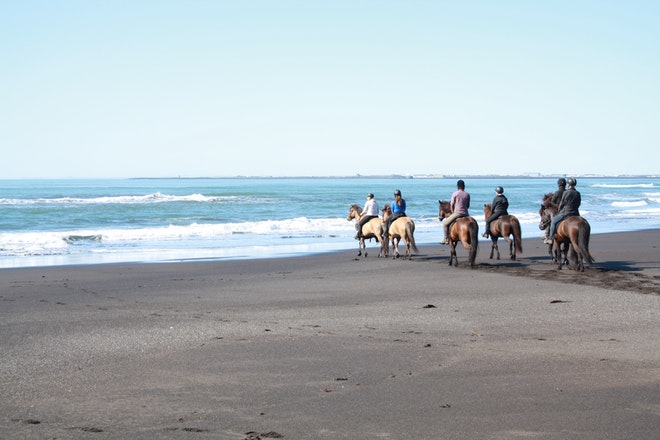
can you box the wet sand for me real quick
[1,230,659,439]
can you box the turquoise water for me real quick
[1,177,658,268]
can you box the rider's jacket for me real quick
[362,199,379,217]
[558,189,581,216]
[551,188,565,205]
[392,199,406,214]
[491,194,509,216]
[450,190,470,215]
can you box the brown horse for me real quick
[381,205,419,259]
[538,194,594,271]
[483,204,523,260]
[438,201,479,267]
[346,204,386,258]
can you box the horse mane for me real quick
[484,203,492,217]
[542,193,555,208]
[382,204,392,214]
[350,204,363,214]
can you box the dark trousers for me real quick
[384,213,405,237]
[357,215,378,237]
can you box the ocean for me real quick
[1,177,658,268]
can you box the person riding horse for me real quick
[383,189,406,241]
[544,177,581,245]
[483,186,508,239]
[543,177,567,241]
[355,193,379,239]
[441,180,470,245]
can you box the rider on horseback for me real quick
[543,177,567,241]
[355,193,379,239]
[482,186,508,239]
[441,180,470,245]
[544,177,581,245]
[552,177,567,204]
[383,189,406,240]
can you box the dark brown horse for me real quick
[438,201,478,267]
[347,204,386,258]
[483,204,523,260]
[539,194,594,271]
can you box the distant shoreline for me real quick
[130,174,660,180]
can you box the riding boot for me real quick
[440,224,449,244]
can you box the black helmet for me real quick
[367,193,374,199]
[456,179,465,189]
[557,177,566,186]
[394,189,401,196]
[567,177,577,186]
[495,186,504,194]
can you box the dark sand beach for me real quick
[1,230,659,439]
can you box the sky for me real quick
[2,1,659,179]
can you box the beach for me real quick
[1,230,659,439]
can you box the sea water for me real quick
[1,177,658,268]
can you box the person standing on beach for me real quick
[545,177,581,244]
[441,180,470,245]
[383,189,406,240]
[355,193,379,239]
[483,186,508,238]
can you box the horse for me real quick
[346,204,386,258]
[538,195,594,271]
[381,205,419,259]
[438,201,479,267]
[483,204,523,260]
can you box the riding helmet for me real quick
[557,177,566,186]
[394,189,401,196]
[567,177,577,187]
[367,193,374,199]
[495,186,504,194]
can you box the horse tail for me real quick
[468,220,479,266]
[578,220,595,264]
[407,220,419,253]
[512,217,523,254]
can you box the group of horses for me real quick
[347,193,593,271]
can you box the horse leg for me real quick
[449,243,458,266]
[490,237,500,260]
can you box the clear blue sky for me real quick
[2,1,659,178]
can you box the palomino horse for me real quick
[381,205,419,259]
[538,194,594,271]
[346,204,386,258]
[438,201,479,267]
[483,204,523,260]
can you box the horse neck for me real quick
[484,206,492,217]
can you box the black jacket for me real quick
[558,188,581,216]
[491,194,509,215]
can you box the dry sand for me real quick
[1,230,659,439]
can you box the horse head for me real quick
[483,203,492,218]
[347,204,362,221]
[538,204,552,230]
[438,200,451,220]
[381,204,392,220]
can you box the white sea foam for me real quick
[0,193,255,205]
[611,200,648,208]
[592,183,654,189]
